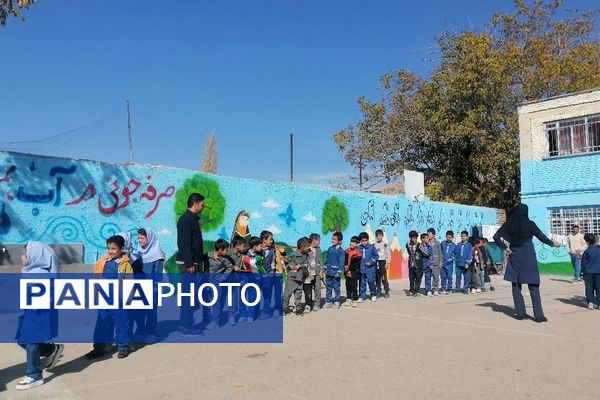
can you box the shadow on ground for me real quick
[550,278,575,284]
[555,295,587,308]
[476,302,518,319]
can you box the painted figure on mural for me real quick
[230,210,251,243]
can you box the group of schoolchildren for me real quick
[282,230,391,315]
[205,225,600,316]
[15,224,600,391]
[85,228,165,360]
[406,228,497,296]
[15,228,165,390]
[203,229,393,317]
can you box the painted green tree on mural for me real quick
[174,174,225,232]
[322,196,349,234]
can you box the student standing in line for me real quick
[357,232,379,302]
[406,231,423,297]
[283,238,311,316]
[344,236,362,307]
[454,231,473,294]
[374,229,391,298]
[85,235,134,360]
[581,234,600,310]
[440,231,456,295]
[427,228,442,296]
[324,232,345,308]
[133,227,164,343]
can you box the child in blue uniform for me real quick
[440,231,456,294]
[582,233,600,310]
[325,232,345,308]
[15,242,65,391]
[358,232,379,302]
[259,230,277,319]
[454,231,473,294]
[85,235,134,360]
[133,228,164,343]
[420,234,433,295]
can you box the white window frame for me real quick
[545,114,600,157]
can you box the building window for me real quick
[549,206,600,236]
[545,114,600,157]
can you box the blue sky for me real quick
[1,0,596,185]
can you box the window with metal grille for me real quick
[545,114,600,157]
[549,206,600,236]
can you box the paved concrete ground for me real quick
[1,275,598,400]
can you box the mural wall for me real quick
[0,151,498,278]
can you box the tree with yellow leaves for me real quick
[1,0,36,26]
[334,0,600,210]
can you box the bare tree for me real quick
[201,132,218,173]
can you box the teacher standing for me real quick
[176,193,205,336]
[493,203,560,322]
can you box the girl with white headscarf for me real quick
[117,232,136,262]
[15,241,64,390]
[132,228,164,342]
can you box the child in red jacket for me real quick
[344,236,362,307]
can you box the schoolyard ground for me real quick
[1,275,598,400]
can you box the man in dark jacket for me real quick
[176,193,205,273]
[177,193,205,336]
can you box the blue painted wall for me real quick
[522,153,600,196]
[521,153,600,273]
[0,151,497,269]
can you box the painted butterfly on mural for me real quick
[278,204,296,227]
[217,227,230,242]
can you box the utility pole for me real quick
[358,152,363,189]
[290,133,294,182]
[127,100,133,164]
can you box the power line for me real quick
[0,105,121,152]
[131,104,214,141]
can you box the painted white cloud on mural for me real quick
[158,228,172,236]
[251,212,262,219]
[302,212,317,222]
[266,225,283,235]
[262,198,281,209]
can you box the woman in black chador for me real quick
[493,203,560,322]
